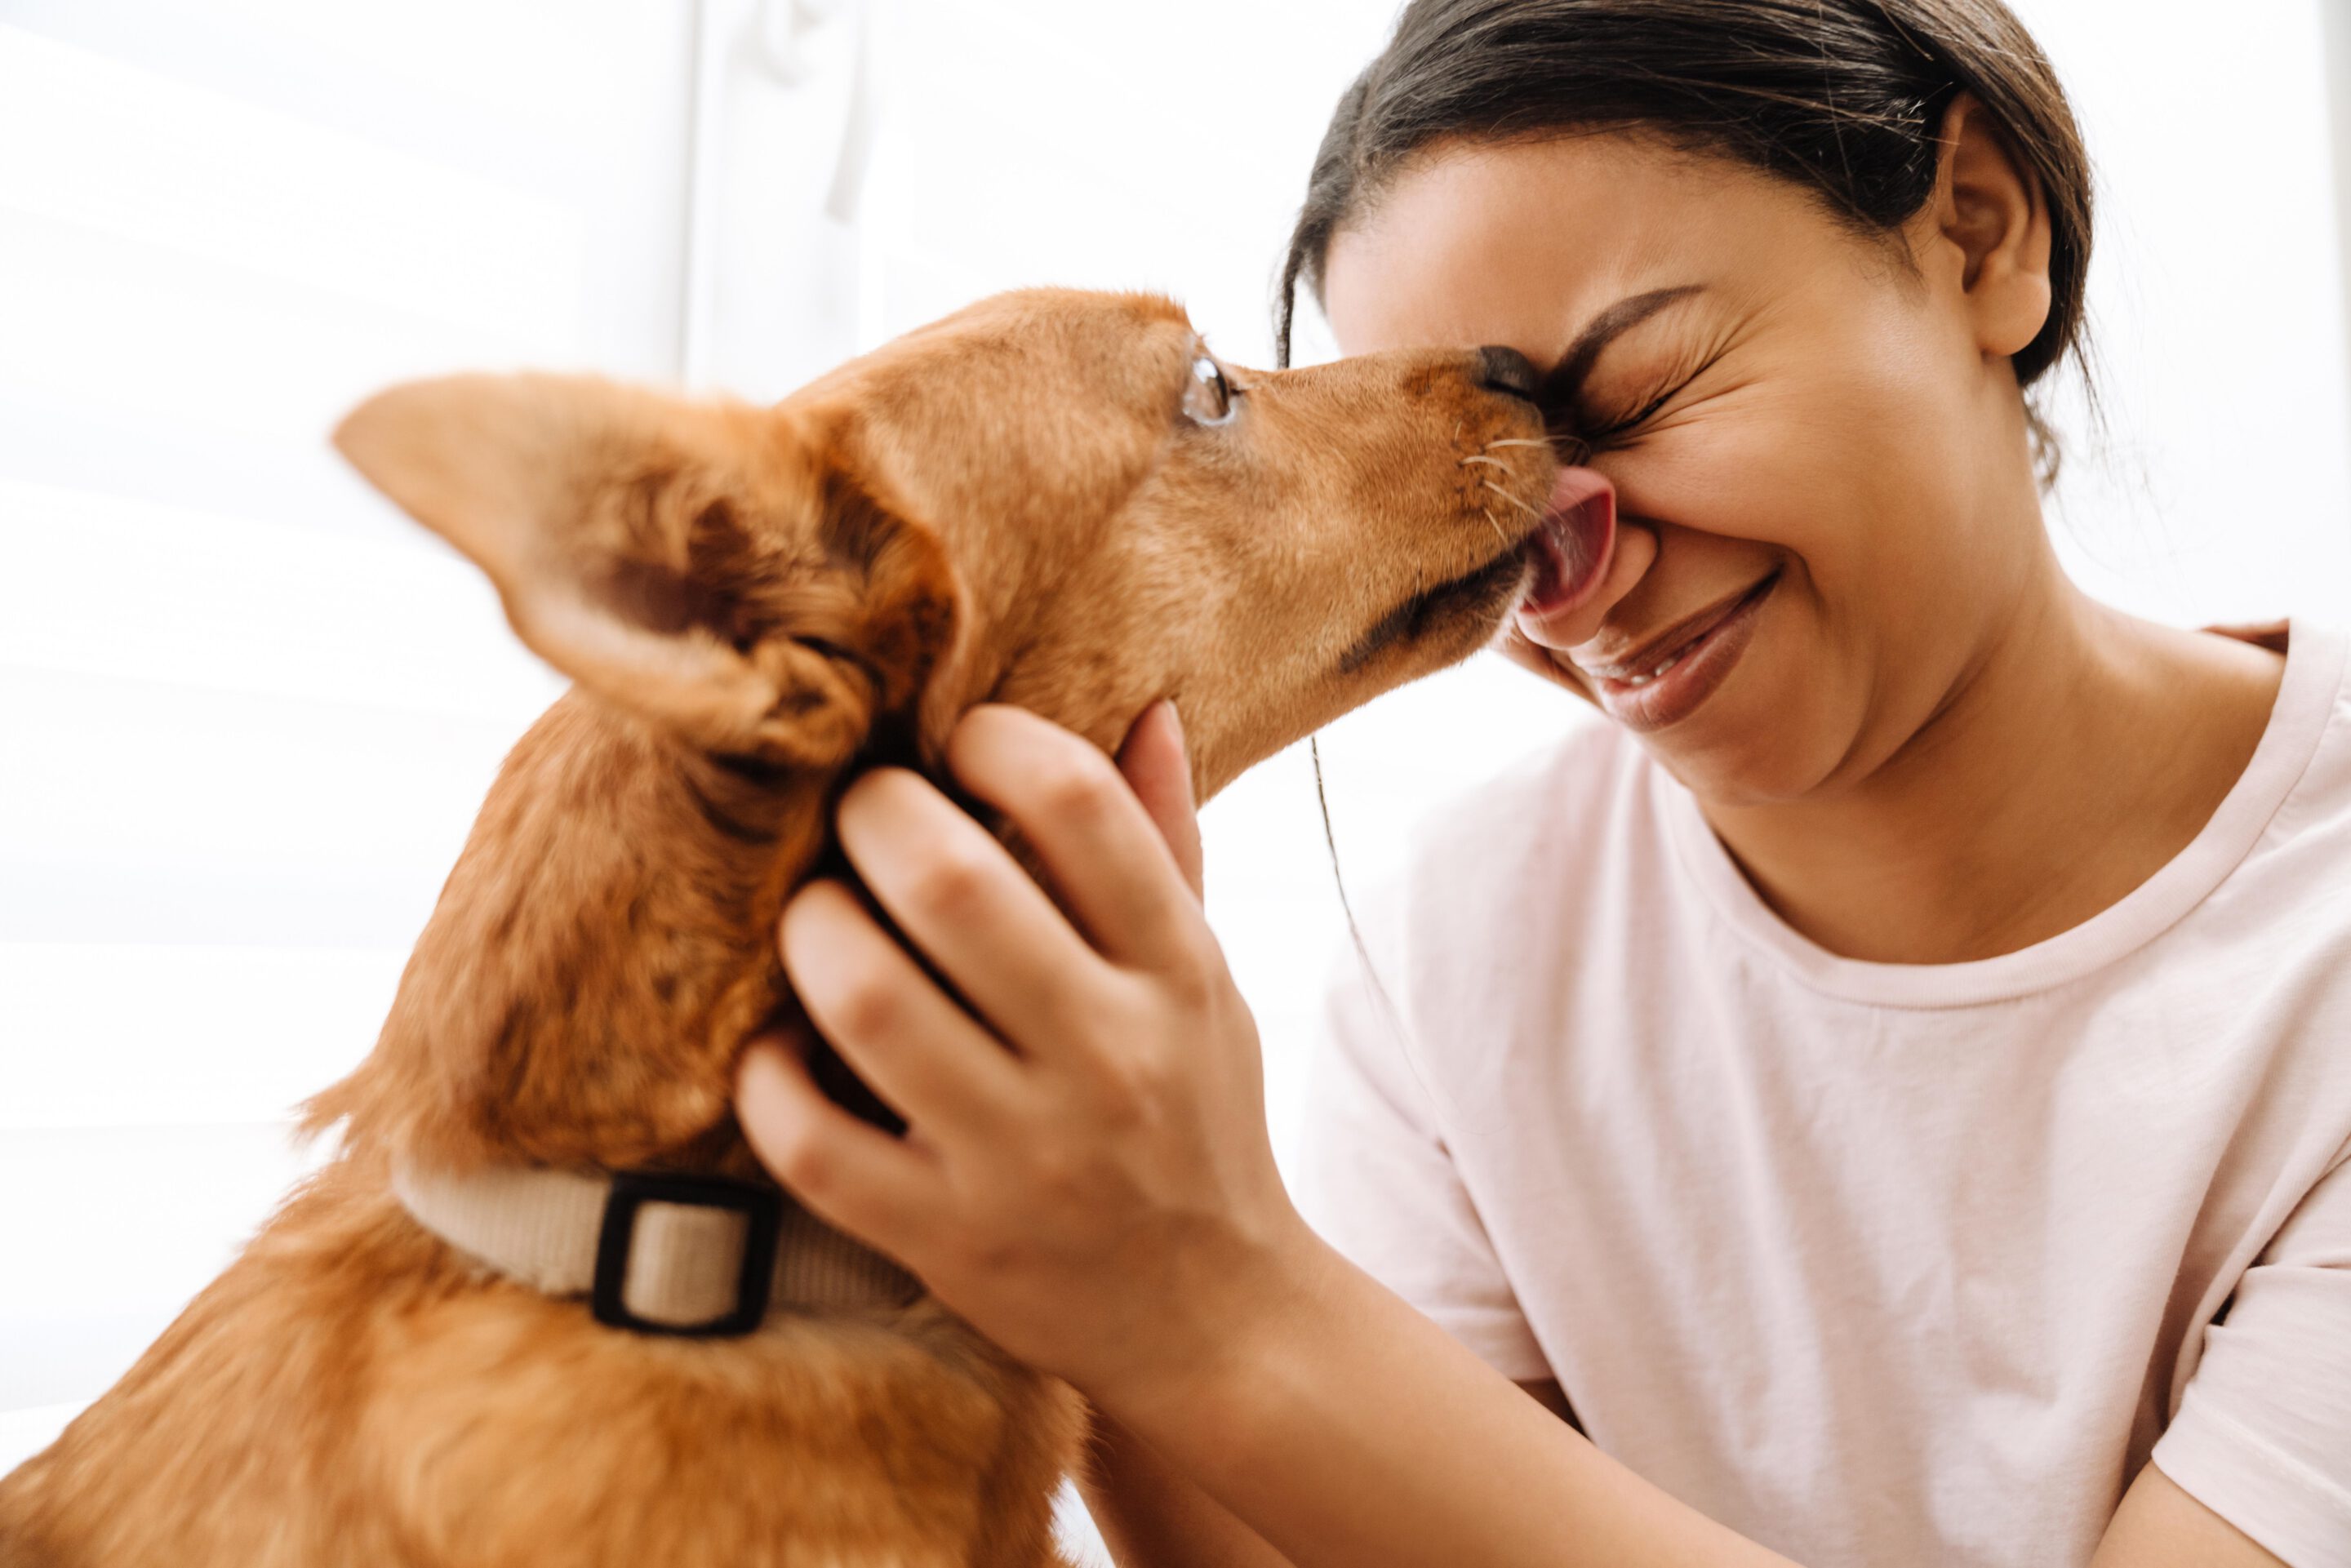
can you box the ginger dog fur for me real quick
[0,289,1558,1566]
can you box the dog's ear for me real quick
[334,373,959,767]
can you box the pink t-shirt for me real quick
[1302,622,2351,1568]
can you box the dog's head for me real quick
[325,289,1566,1167]
[336,290,1561,797]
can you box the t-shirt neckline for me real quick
[1657,620,2348,1009]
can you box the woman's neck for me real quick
[1700,578,2286,966]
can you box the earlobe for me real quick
[335,373,962,769]
[1931,93,2055,361]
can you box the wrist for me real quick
[1091,1217,1356,1452]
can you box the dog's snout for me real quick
[1474,345,1542,403]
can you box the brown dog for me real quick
[0,289,1567,1566]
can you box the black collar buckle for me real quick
[590,1170,784,1338]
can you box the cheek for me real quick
[1623,331,1986,616]
[1641,353,2024,795]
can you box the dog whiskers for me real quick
[1480,506,1509,549]
[1458,454,1510,472]
[1481,479,1546,522]
[1485,433,1598,465]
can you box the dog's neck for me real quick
[310,690,870,1179]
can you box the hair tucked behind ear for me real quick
[1273,0,2097,481]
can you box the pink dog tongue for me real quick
[1522,469,1617,618]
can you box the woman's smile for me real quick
[1576,569,1780,732]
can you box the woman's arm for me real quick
[1080,1382,1580,1568]
[2093,1468,2285,1568]
[1079,1379,1593,1568]
[1079,1410,1295,1568]
[1097,1226,1791,1568]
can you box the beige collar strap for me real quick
[393,1163,922,1335]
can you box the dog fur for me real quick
[0,289,1556,1566]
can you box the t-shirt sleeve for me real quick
[2150,1148,2351,1567]
[1295,939,1550,1384]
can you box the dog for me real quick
[0,288,1571,1566]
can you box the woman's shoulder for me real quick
[2224,620,2351,877]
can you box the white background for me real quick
[3,5,2347,1556]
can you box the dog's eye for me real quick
[1182,353,1238,426]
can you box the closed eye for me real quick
[1566,339,1731,448]
[1572,380,1683,443]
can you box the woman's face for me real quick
[1322,131,2051,806]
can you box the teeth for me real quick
[1611,646,1688,687]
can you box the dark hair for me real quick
[1276,0,2094,464]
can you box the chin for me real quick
[1652,743,1828,811]
[1639,684,1855,811]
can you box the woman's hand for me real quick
[734,700,1318,1413]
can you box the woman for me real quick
[734,2,2351,1563]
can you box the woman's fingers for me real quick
[735,1041,939,1258]
[833,766,1112,1046]
[778,879,1024,1133]
[949,704,1207,969]
[1115,700,1206,902]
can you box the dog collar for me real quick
[393,1163,922,1336]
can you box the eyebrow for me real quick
[1535,285,1708,411]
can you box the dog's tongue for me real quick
[1520,469,1617,620]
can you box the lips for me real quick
[1584,571,1777,685]
[1519,469,1617,620]
[1583,571,1780,733]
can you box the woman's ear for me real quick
[334,373,962,768]
[1926,91,2055,362]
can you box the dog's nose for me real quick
[1474,344,1542,403]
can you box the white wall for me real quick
[2027,0,2351,624]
